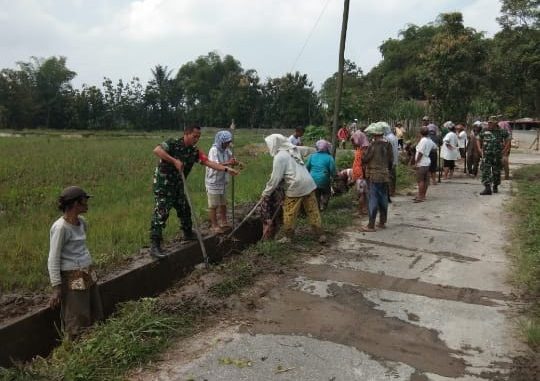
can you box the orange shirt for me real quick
[352,148,364,180]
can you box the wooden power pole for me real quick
[331,0,350,157]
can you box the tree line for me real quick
[0,0,538,131]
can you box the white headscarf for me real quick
[264,134,304,165]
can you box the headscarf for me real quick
[213,130,233,152]
[365,122,385,136]
[427,123,438,134]
[315,139,331,153]
[351,130,369,148]
[264,134,304,165]
[443,121,455,130]
[498,121,511,131]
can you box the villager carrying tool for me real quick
[180,171,209,269]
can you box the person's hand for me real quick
[174,159,184,173]
[227,167,239,176]
[49,286,62,308]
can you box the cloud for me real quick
[0,0,502,89]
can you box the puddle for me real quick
[243,284,467,378]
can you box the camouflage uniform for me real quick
[479,128,509,187]
[150,138,201,240]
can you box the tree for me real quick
[418,13,487,121]
[497,0,540,29]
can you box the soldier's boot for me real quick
[493,184,498,193]
[183,229,198,241]
[150,237,167,259]
[480,184,492,195]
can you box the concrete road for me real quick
[133,152,539,381]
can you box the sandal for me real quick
[413,198,425,203]
[361,226,376,232]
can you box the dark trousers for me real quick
[315,186,331,211]
[61,283,103,338]
[368,182,389,227]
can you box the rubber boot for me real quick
[150,237,167,259]
[493,184,498,193]
[480,184,492,195]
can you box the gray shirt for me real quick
[48,216,93,286]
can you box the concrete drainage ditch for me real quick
[0,219,261,367]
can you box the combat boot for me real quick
[183,229,198,241]
[493,185,498,193]
[480,184,492,195]
[150,237,167,259]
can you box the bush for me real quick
[303,125,329,142]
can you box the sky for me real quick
[0,0,502,89]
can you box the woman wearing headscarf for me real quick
[351,129,370,214]
[261,134,326,243]
[48,186,103,338]
[306,139,336,211]
[440,121,460,180]
[205,130,238,233]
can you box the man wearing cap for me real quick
[361,122,394,232]
[48,186,103,338]
[150,125,238,258]
[477,117,511,195]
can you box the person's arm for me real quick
[202,158,239,176]
[48,223,65,308]
[502,132,511,155]
[153,145,184,173]
[476,137,483,157]
[262,155,287,197]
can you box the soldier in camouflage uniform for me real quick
[477,118,510,195]
[150,125,238,259]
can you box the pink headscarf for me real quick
[498,121,511,132]
[351,130,369,148]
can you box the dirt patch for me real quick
[303,264,508,306]
[507,354,540,381]
[0,293,48,324]
[242,284,467,378]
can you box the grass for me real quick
[0,298,196,381]
[511,164,540,349]
[0,129,271,291]
[0,186,360,381]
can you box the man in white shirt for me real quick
[262,134,325,243]
[414,126,436,202]
[288,126,305,146]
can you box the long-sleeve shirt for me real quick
[306,152,337,189]
[363,140,393,183]
[385,133,399,166]
[262,151,316,198]
[48,216,93,287]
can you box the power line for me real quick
[289,0,333,73]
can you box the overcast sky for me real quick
[0,0,502,89]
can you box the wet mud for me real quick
[303,264,508,306]
[243,284,467,378]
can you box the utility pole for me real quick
[331,0,350,158]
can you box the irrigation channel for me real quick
[0,217,262,367]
